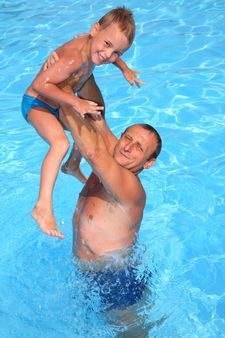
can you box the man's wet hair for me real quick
[140,124,162,160]
[98,7,135,46]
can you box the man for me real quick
[60,94,161,260]
[60,92,162,313]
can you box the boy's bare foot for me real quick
[32,206,64,239]
[61,162,87,183]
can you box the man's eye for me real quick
[137,144,143,152]
[104,41,110,47]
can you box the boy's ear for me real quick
[90,22,100,37]
[143,158,156,170]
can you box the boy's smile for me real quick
[90,23,130,65]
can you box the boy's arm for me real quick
[32,50,103,116]
[113,57,144,88]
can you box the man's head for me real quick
[90,7,135,65]
[113,124,162,175]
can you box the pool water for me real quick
[1,0,225,337]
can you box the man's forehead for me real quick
[124,125,148,136]
[123,125,157,146]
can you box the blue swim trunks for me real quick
[21,94,59,121]
[87,265,150,311]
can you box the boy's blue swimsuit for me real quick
[21,94,59,121]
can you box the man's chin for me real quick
[115,156,127,167]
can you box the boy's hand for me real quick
[43,51,59,71]
[123,68,144,88]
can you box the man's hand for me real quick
[73,33,88,39]
[43,51,59,71]
[43,34,88,71]
[73,97,104,118]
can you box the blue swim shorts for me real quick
[21,94,59,121]
[87,266,150,311]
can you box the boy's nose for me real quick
[105,48,113,59]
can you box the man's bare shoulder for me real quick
[99,155,146,209]
[124,170,146,207]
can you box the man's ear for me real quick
[90,22,100,37]
[143,158,156,170]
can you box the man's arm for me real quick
[61,103,144,207]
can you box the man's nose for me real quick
[124,142,134,152]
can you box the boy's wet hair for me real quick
[98,7,135,45]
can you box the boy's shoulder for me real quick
[56,36,88,60]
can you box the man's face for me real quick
[113,125,157,173]
[90,23,130,65]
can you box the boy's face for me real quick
[90,23,130,65]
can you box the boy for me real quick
[22,7,142,239]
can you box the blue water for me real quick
[1,0,225,337]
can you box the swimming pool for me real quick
[1,0,225,336]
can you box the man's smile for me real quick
[119,150,130,159]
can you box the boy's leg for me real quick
[61,143,87,183]
[78,74,105,116]
[61,74,105,182]
[28,107,70,238]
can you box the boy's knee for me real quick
[53,136,70,155]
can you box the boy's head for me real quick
[98,7,135,46]
[89,7,135,65]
